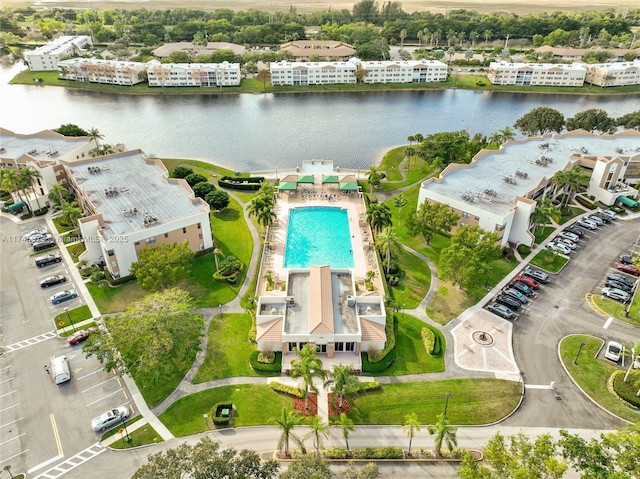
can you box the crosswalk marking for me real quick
[34,443,105,479]
[5,331,57,353]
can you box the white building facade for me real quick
[487,62,586,86]
[25,36,92,71]
[146,61,241,87]
[361,59,448,83]
[58,58,150,85]
[581,61,640,87]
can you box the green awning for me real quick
[339,182,358,191]
[322,175,339,184]
[298,175,314,184]
[617,195,639,207]
[7,201,25,212]
[279,181,298,191]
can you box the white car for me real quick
[25,229,48,241]
[555,237,577,249]
[546,242,571,255]
[604,341,623,362]
[91,406,130,432]
[577,219,597,230]
[588,215,604,225]
[601,287,630,303]
[558,231,579,242]
[598,209,616,220]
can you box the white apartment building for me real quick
[58,58,150,86]
[360,59,447,84]
[25,35,92,71]
[64,151,213,278]
[146,60,241,87]
[270,61,357,85]
[581,61,640,87]
[487,62,586,86]
[417,131,640,248]
[278,40,356,61]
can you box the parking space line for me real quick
[1,418,22,429]
[86,389,123,407]
[50,414,63,456]
[0,432,25,446]
[27,454,64,475]
[603,316,614,329]
[0,377,15,385]
[81,376,117,393]
[75,368,104,381]
[0,403,20,413]
[0,390,17,399]
[0,449,29,465]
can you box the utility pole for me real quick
[505,34,510,49]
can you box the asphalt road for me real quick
[0,216,132,476]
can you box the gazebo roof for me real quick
[298,174,315,184]
[322,175,339,184]
[279,181,297,191]
[339,181,358,191]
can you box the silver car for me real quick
[601,287,630,303]
[604,341,623,362]
[557,231,579,242]
[555,237,577,249]
[91,406,130,432]
[546,242,571,255]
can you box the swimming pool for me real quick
[284,207,354,269]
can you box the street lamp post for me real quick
[64,307,75,332]
[218,304,222,318]
[574,341,586,365]
[444,391,451,417]
[4,465,15,478]
[402,303,405,320]
[485,266,493,290]
[121,416,131,442]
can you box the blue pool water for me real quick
[284,207,354,268]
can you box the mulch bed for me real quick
[292,393,355,417]
[328,393,353,416]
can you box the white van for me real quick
[51,356,71,385]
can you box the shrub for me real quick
[218,176,265,191]
[269,381,304,398]
[362,349,396,373]
[360,381,381,392]
[184,173,208,187]
[421,327,436,355]
[366,313,396,364]
[105,272,135,286]
[172,166,194,178]
[192,181,216,198]
[90,271,105,283]
[517,244,531,256]
[575,195,597,210]
[250,351,282,373]
[257,351,275,364]
[205,190,230,211]
[323,448,348,459]
[33,207,48,216]
[611,370,640,409]
[352,447,403,459]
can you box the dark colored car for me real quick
[503,287,530,305]
[33,239,56,251]
[592,212,611,223]
[35,252,62,267]
[564,227,585,238]
[495,294,522,311]
[524,269,550,284]
[605,279,633,293]
[486,303,515,320]
[40,275,66,288]
[620,255,634,265]
[67,329,91,345]
[511,281,535,297]
[50,289,78,305]
[606,273,635,289]
[515,275,540,290]
[617,263,640,276]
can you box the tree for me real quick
[352,0,379,23]
[280,455,331,479]
[375,226,401,274]
[514,107,565,137]
[530,197,561,234]
[365,203,392,234]
[19,165,43,210]
[206,189,230,211]
[483,29,493,44]
[0,168,26,208]
[427,413,457,457]
[560,165,589,207]
[54,123,89,136]
[256,69,271,88]
[339,413,355,456]
[324,363,363,409]
[247,182,276,236]
[129,242,194,291]
[566,108,615,134]
[458,431,567,479]
[406,201,458,246]
[132,436,279,479]
[84,288,202,384]
[447,47,456,63]
[290,344,326,411]
[365,166,382,194]
[48,183,71,207]
[184,172,208,187]
[273,407,306,458]
[305,415,330,457]
[172,166,194,178]
[439,225,501,290]
[393,194,407,225]
[616,110,640,130]
[354,65,369,83]
[399,28,406,48]
[498,126,516,143]
[417,130,471,166]
[464,48,474,63]
[192,30,207,46]
[191,181,216,198]
[403,412,420,456]
[59,200,83,227]
[87,127,104,149]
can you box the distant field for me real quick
[5,0,638,14]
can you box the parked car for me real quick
[33,239,56,251]
[555,237,577,249]
[587,215,605,225]
[486,302,516,320]
[597,209,616,220]
[620,255,634,265]
[606,274,635,289]
[546,242,571,255]
[67,328,95,345]
[576,219,597,230]
[28,233,53,244]
[50,289,78,305]
[524,269,549,284]
[511,281,535,297]
[604,341,623,362]
[605,279,633,293]
[558,231,579,242]
[35,252,62,267]
[91,406,130,432]
[591,212,611,223]
[495,294,522,311]
[24,229,48,241]
[39,275,66,288]
[503,287,530,304]
[515,275,540,289]
[564,227,585,238]
[601,287,630,303]
[617,263,640,276]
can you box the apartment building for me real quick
[64,151,213,278]
[581,61,640,87]
[278,40,356,61]
[25,35,92,71]
[417,130,640,248]
[487,62,586,86]
[58,58,150,86]
[361,59,447,83]
[270,61,357,85]
[146,60,241,87]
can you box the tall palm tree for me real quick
[565,166,590,206]
[290,344,326,411]
[483,29,492,44]
[551,170,569,204]
[427,413,458,457]
[88,127,104,149]
[324,363,363,409]
[393,194,407,226]
[273,407,305,458]
[375,226,401,274]
[488,131,502,148]
[399,29,407,49]
[469,31,479,46]
[404,413,421,456]
[498,126,516,143]
[19,165,43,210]
[339,413,355,456]
[48,183,70,207]
[366,203,392,234]
[247,188,275,237]
[446,30,456,47]
[530,197,561,234]
[59,201,83,227]
[304,415,330,457]
[0,168,28,211]
[365,166,382,195]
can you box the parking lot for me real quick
[1,217,132,474]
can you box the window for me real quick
[198,234,203,239]
[461,212,470,219]
[134,241,140,246]
[107,250,114,257]
[111,261,117,268]
[164,233,169,238]
[145,237,156,245]
[496,224,505,231]
[345,342,355,352]
[182,227,187,234]
[335,342,344,352]
[197,223,201,229]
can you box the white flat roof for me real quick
[66,151,209,237]
[422,132,640,216]
[0,128,90,161]
[27,35,90,56]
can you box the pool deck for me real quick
[258,187,384,297]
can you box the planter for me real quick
[269,448,483,463]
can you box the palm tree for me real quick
[375,226,401,274]
[48,183,70,207]
[551,169,569,202]
[273,407,305,458]
[488,131,502,148]
[0,168,28,211]
[87,127,104,150]
[469,31,479,46]
[458,31,466,47]
[530,197,561,235]
[365,166,382,195]
[399,29,407,49]
[304,415,330,457]
[483,29,492,44]
[339,413,355,456]
[59,200,83,227]
[447,47,456,64]
[427,413,458,457]
[464,48,474,64]
[324,363,363,409]
[366,203,392,234]
[243,294,257,319]
[19,165,43,210]
[446,30,456,47]
[498,126,516,143]
[403,413,421,456]
[247,188,275,237]
[416,30,423,48]
[290,344,326,411]
[393,194,407,226]
[385,295,402,314]
[407,134,415,147]
[354,65,369,83]
[565,166,590,206]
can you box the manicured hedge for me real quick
[250,351,282,373]
[105,272,136,286]
[33,207,48,216]
[575,195,597,210]
[323,448,349,459]
[611,370,640,409]
[365,314,396,365]
[219,176,265,191]
[351,447,404,459]
[360,381,381,392]
[421,327,436,355]
[362,349,396,373]
[194,246,215,258]
[269,380,304,398]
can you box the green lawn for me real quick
[372,314,445,376]
[52,216,77,234]
[345,379,521,425]
[379,147,406,181]
[559,335,640,423]
[559,207,585,225]
[533,226,556,245]
[53,305,92,329]
[193,313,279,382]
[100,415,144,440]
[426,280,476,325]
[529,250,570,273]
[388,247,432,309]
[376,154,436,192]
[592,295,640,327]
[66,242,86,263]
[86,281,146,314]
[159,384,292,436]
[109,423,164,449]
[161,158,235,180]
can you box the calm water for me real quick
[284,207,354,268]
[1,63,639,171]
